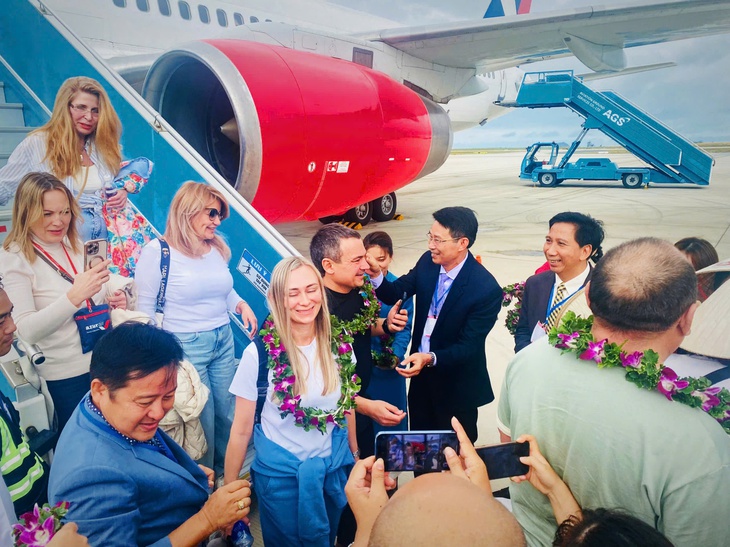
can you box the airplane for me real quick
[35,0,730,224]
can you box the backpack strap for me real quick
[155,240,171,327]
[252,336,269,425]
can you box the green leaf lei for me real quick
[330,276,381,336]
[549,311,730,434]
[260,317,361,434]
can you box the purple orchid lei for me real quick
[13,501,69,546]
[550,312,730,434]
[501,281,525,335]
[260,317,361,434]
[333,276,381,336]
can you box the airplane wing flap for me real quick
[358,0,730,71]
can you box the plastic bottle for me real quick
[228,520,254,547]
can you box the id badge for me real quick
[424,316,437,340]
[531,321,548,343]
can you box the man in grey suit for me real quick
[514,212,604,353]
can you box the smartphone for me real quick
[475,441,530,480]
[84,239,108,271]
[375,430,458,472]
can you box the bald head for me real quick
[368,473,525,547]
[588,238,697,332]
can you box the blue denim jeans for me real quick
[78,206,107,243]
[173,324,236,474]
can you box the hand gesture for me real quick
[385,301,408,333]
[47,523,89,547]
[107,290,127,310]
[510,434,564,495]
[106,189,128,210]
[199,479,252,532]
[357,398,406,426]
[236,301,258,338]
[345,456,390,545]
[67,259,111,307]
[396,352,431,378]
[443,416,491,493]
[364,253,382,276]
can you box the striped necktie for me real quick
[546,283,567,330]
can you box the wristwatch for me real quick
[352,449,361,459]
[427,352,437,367]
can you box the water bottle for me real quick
[228,520,254,547]
[103,180,118,199]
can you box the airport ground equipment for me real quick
[511,71,713,188]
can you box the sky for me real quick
[331,0,730,148]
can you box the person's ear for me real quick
[90,378,108,401]
[321,257,336,275]
[677,301,699,337]
[458,237,469,252]
[579,244,593,262]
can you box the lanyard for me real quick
[429,276,453,318]
[544,279,587,321]
[32,241,78,282]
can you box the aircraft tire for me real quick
[344,202,372,225]
[371,192,397,222]
[319,215,344,224]
[622,173,643,189]
[538,172,557,187]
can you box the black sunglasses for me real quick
[206,207,223,220]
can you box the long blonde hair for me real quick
[33,76,122,179]
[165,181,231,260]
[267,257,338,397]
[3,172,81,261]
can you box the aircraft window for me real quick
[265,19,272,22]
[136,0,150,12]
[233,12,244,26]
[250,16,259,23]
[352,48,374,69]
[113,0,126,7]
[158,0,171,16]
[217,8,227,26]
[178,1,190,19]
[198,5,210,23]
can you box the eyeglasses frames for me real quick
[69,104,100,117]
[426,232,460,245]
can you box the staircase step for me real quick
[0,83,5,104]
[0,126,33,154]
[0,103,25,126]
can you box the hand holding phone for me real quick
[474,441,530,480]
[84,239,109,271]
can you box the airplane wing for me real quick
[357,0,730,72]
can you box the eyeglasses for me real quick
[206,207,223,220]
[426,232,459,245]
[69,104,100,117]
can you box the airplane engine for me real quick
[142,40,452,223]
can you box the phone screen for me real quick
[84,239,108,271]
[375,431,458,472]
[475,442,530,480]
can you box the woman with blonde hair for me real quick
[0,172,126,430]
[0,77,154,276]
[225,256,359,547]
[134,181,257,475]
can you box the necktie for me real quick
[546,283,567,330]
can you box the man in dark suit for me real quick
[368,207,502,442]
[514,211,604,353]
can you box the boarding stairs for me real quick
[507,70,714,186]
[1,0,296,473]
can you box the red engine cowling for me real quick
[142,40,452,223]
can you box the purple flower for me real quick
[294,409,305,420]
[326,414,336,424]
[270,346,282,358]
[310,417,320,426]
[273,364,287,377]
[692,386,722,411]
[620,351,643,368]
[338,343,352,355]
[579,339,606,363]
[280,395,298,413]
[351,374,359,383]
[15,515,55,547]
[556,332,579,350]
[363,299,371,307]
[657,367,690,401]
[262,332,274,345]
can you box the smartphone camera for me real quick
[85,241,99,255]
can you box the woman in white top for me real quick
[225,256,359,547]
[0,77,126,243]
[0,172,126,431]
[134,181,257,475]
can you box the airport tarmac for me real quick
[277,148,730,486]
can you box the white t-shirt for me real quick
[135,238,242,332]
[229,339,343,461]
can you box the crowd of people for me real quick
[0,74,729,547]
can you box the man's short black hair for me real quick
[549,212,605,262]
[309,224,361,276]
[90,322,183,392]
[432,207,478,248]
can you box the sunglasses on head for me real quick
[206,207,223,220]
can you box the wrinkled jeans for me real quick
[78,206,107,243]
[172,324,236,474]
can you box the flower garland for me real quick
[502,281,525,335]
[330,276,381,336]
[372,335,397,370]
[14,502,69,546]
[549,312,730,434]
[260,317,361,434]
